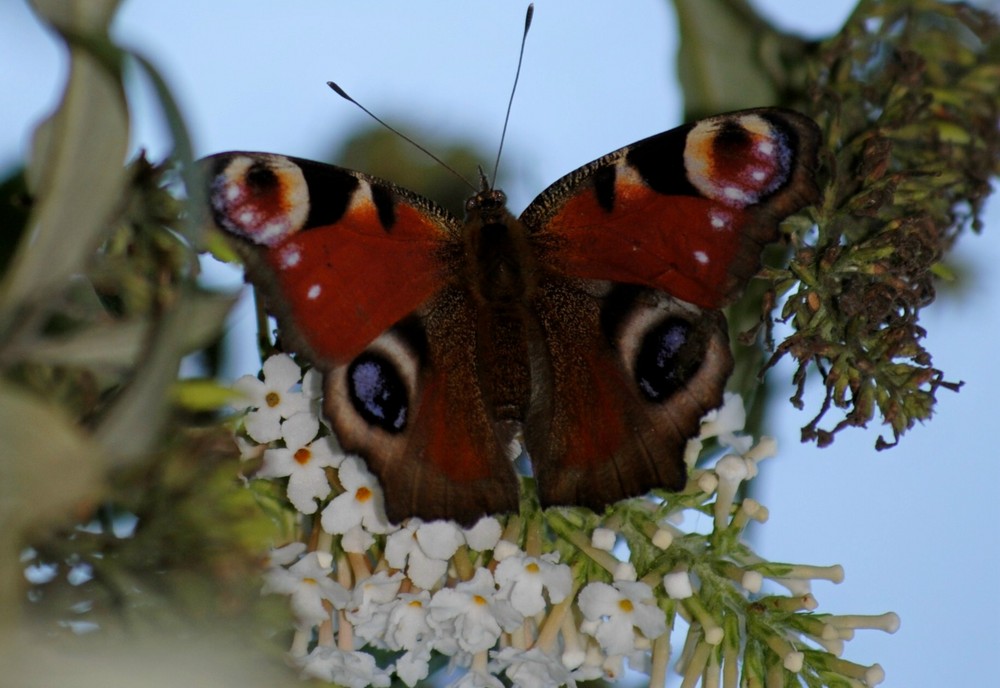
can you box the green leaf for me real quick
[0,381,103,619]
[92,290,235,466]
[171,379,242,412]
[0,3,128,316]
[671,0,814,117]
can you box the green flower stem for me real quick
[705,646,721,688]
[347,551,371,583]
[681,595,724,645]
[807,650,884,684]
[315,527,333,555]
[452,545,475,582]
[523,513,543,557]
[748,561,845,583]
[547,512,620,575]
[825,611,900,634]
[500,513,522,545]
[533,579,580,653]
[753,593,818,613]
[728,498,768,533]
[679,640,713,688]
[762,632,802,672]
[721,614,740,688]
[649,631,670,688]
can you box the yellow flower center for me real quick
[265,391,281,407]
[355,486,372,503]
[472,595,487,606]
[618,598,634,613]
[525,562,540,574]
[294,447,312,465]
[408,600,423,608]
[302,577,316,585]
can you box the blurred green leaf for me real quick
[171,378,241,411]
[28,0,121,30]
[672,0,817,117]
[93,290,236,466]
[1,5,129,316]
[0,380,103,623]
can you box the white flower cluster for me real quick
[234,354,895,688]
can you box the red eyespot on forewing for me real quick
[210,154,310,246]
[684,113,794,206]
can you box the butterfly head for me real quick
[465,187,509,225]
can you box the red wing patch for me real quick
[539,183,751,309]
[258,201,448,361]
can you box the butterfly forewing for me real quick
[522,109,820,309]
[204,152,459,363]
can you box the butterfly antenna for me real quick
[490,3,534,188]
[327,81,478,193]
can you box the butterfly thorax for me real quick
[462,188,538,307]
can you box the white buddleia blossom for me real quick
[257,412,340,514]
[577,581,667,656]
[385,518,464,589]
[299,647,392,688]
[262,551,349,629]
[490,647,577,688]
[427,568,522,655]
[494,551,572,617]
[236,365,898,688]
[346,571,404,646]
[233,353,310,443]
[320,456,391,535]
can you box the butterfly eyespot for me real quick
[634,316,705,403]
[684,113,793,207]
[347,351,409,434]
[209,154,309,247]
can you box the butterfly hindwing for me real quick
[524,278,733,510]
[322,289,521,524]
[523,108,820,309]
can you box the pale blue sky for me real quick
[3,2,998,686]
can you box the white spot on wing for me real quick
[307,284,321,300]
[709,211,728,229]
[723,186,748,202]
[280,244,301,268]
[259,220,291,245]
[694,250,709,265]
[757,141,775,156]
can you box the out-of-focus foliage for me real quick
[774,0,998,448]
[0,1,286,681]
[676,0,999,450]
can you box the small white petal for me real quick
[591,528,616,551]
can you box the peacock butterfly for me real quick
[204,108,820,525]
